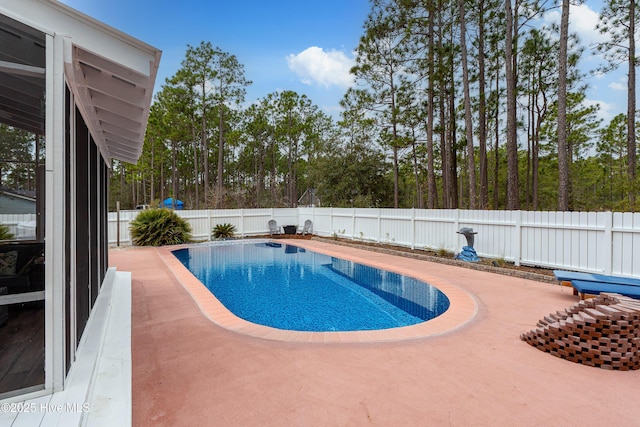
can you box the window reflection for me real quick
[0,13,46,398]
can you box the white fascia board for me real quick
[0,0,161,79]
[0,0,161,165]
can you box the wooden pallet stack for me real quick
[521,293,640,370]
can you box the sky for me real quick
[59,0,371,119]
[543,0,628,125]
[58,0,626,125]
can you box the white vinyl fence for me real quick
[3,208,639,278]
[297,208,640,278]
[0,213,38,240]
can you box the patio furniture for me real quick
[298,220,313,235]
[283,225,297,235]
[0,286,7,326]
[569,279,640,300]
[0,243,45,294]
[268,220,283,235]
[553,270,640,286]
[553,270,640,299]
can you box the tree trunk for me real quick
[217,104,225,208]
[505,0,520,210]
[533,108,542,210]
[478,0,489,209]
[438,9,449,209]
[411,129,423,208]
[533,61,547,211]
[392,145,399,208]
[526,88,532,209]
[292,136,298,207]
[257,140,265,206]
[391,76,400,209]
[192,122,199,209]
[493,61,500,209]
[459,0,476,209]
[270,132,278,204]
[171,139,178,206]
[449,63,459,209]
[557,0,570,211]
[160,158,165,203]
[426,5,438,209]
[201,82,209,205]
[440,91,449,209]
[150,139,155,202]
[628,0,637,209]
[119,162,125,206]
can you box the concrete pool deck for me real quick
[110,240,640,426]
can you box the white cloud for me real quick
[543,3,607,47]
[286,46,355,89]
[608,81,626,91]
[584,97,617,124]
[322,104,344,116]
[569,4,606,47]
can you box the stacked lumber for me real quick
[521,293,640,371]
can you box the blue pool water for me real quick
[172,241,450,332]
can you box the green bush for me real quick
[130,208,191,246]
[0,223,14,240]
[212,223,236,239]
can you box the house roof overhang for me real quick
[0,0,161,165]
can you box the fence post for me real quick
[514,210,522,266]
[352,208,356,240]
[453,209,460,250]
[238,208,244,237]
[116,201,120,247]
[454,209,460,233]
[272,207,275,235]
[603,211,613,275]
[411,208,416,250]
[330,207,334,237]
[311,206,315,235]
[377,208,382,243]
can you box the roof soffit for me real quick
[0,0,161,165]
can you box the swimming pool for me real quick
[172,240,450,332]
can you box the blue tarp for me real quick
[161,197,184,210]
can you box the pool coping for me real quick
[156,239,478,343]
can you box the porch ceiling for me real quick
[0,0,161,165]
[0,13,45,135]
[66,46,155,164]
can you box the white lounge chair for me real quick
[298,219,313,235]
[268,220,283,235]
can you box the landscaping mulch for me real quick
[308,236,558,284]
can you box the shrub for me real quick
[212,223,236,239]
[130,208,191,246]
[0,223,14,240]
